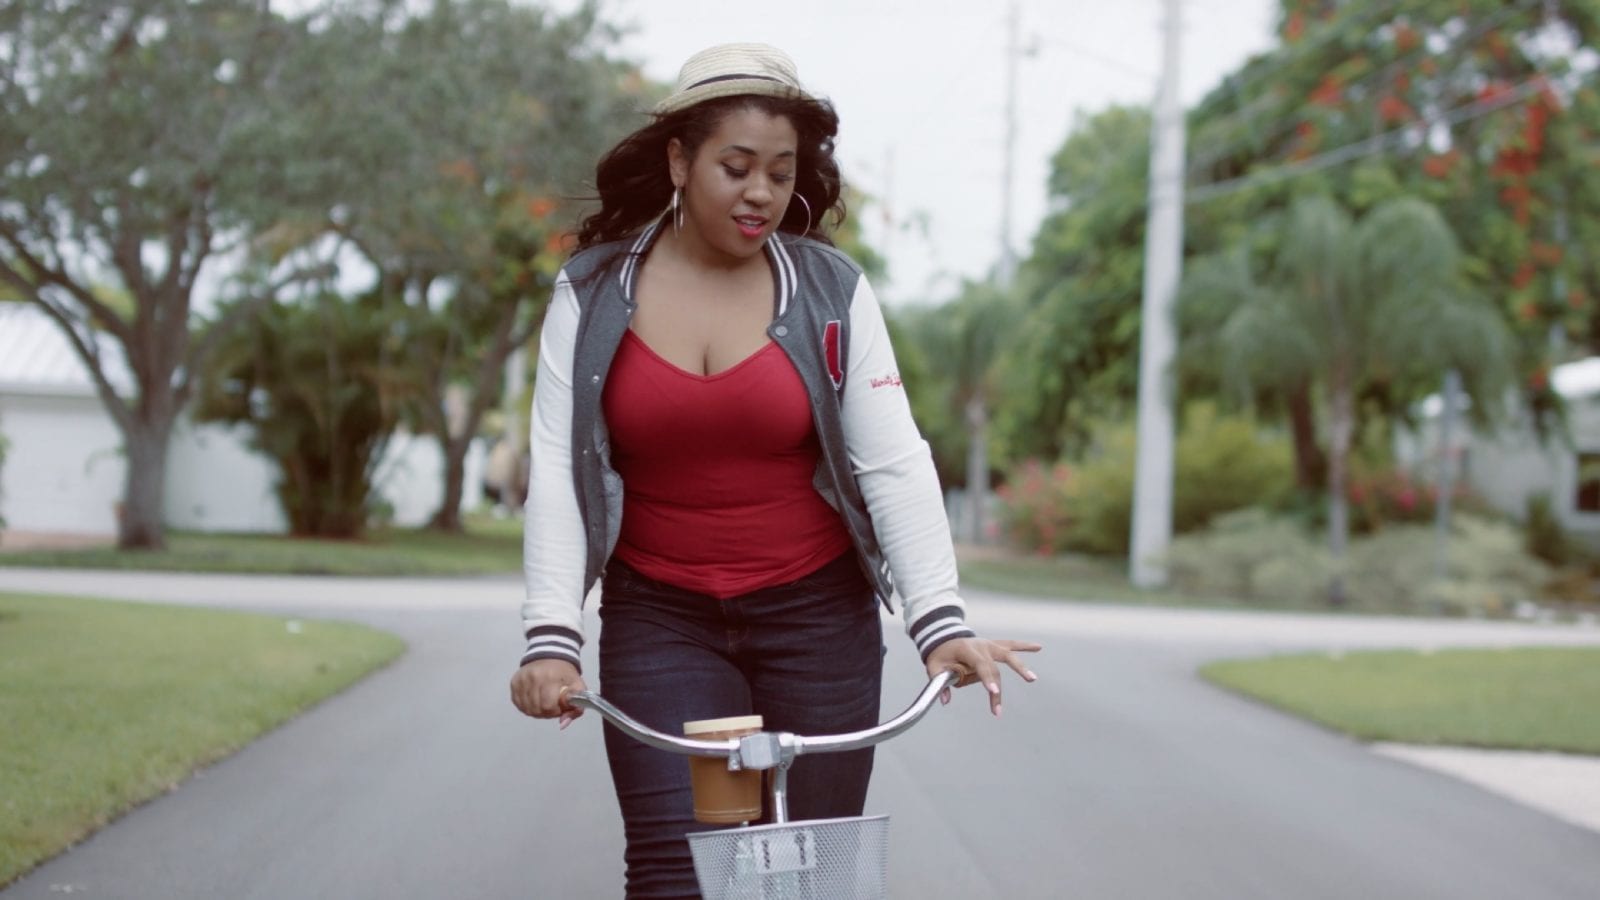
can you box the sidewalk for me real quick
[1374,744,1600,835]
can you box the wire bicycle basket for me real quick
[687,815,888,900]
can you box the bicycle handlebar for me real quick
[563,667,963,770]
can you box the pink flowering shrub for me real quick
[995,459,1077,556]
[1345,464,1479,533]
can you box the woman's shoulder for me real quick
[779,234,864,279]
[559,239,632,284]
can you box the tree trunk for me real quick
[430,436,469,533]
[118,415,174,550]
[1325,376,1354,608]
[1286,380,1326,491]
[964,394,989,544]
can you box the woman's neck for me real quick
[656,223,763,275]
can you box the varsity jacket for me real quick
[519,222,975,671]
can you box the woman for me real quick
[509,43,1040,897]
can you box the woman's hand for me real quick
[924,637,1041,718]
[510,658,588,729]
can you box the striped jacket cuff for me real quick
[910,605,975,662]
[520,625,583,672]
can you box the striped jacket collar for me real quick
[616,219,799,318]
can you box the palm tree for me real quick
[1180,194,1510,605]
[903,281,1022,544]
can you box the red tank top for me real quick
[601,329,854,598]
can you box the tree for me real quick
[994,106,1152,464]
[303,0,646,532]
[1187,0,1600,428]
[0,1,336,548]
[900,281,1023,542]
[1180,194,1511,604]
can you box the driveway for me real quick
[2,568,1598,899]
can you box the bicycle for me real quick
[563,666,967,900]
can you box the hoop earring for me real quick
[671,187,684,235]
[794,192,813,236]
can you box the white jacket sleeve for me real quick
[519,272,589,670]
[840,274,975,659]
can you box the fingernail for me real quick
[994,704,1003,718]
[987,682,999,695]
[559,718,571,731]
[1026,671,1037,681]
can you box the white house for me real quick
[1401,358,1600,544]
[0,303,483,543]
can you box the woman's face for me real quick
[669,106,799,263]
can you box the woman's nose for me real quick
[744,177,775,205]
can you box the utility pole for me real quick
[998,0,1020,289]
[1432,369,1462,607]
[1129,0,1185,588]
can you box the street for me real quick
[2,568,1598,899]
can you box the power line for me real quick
[1185,0,1536,178]
[1034,37,1153,82]
[1183,73,1551,204]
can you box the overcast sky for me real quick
[550,0,1282,304]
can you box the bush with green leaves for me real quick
[1523,493,1571,566]
[1166,510,1551,616]
[194,293,416,538]
[998,403,1295,555]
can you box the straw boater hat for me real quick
[653,43,814,116]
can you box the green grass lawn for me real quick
[1202,647,1600,754]
[0,514,522,576]
[0,592,406,887]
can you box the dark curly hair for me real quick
[576,94,846,251]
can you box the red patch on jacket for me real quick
[824,320,843,388]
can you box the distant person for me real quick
[482,438,529,513]
[509,43,1040,897]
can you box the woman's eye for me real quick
[723,166,748,178]
[772,174,795,184]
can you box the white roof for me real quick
[1552,357,1600,399]
[0,302,133,398]
[1419,356,1600,416]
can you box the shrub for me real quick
[1523,493,1571,566]
[1165,510,1551,616]
[194,294,413,538]
[1344,461,1480,533]
[1166,508,1333,606]
[1344,515,1552,617]
[994,459,1074,555]
[1172,403,1295,532]
[998,404,1294,555]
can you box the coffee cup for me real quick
[683,715,764,824]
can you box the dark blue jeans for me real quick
[597,551,884,899]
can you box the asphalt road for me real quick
[3,568,1599,899]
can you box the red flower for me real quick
[1530,243,1563,267]
[1377,94,1413,123]
[1309,75,1343,107]
[1285,11,1306,42]
[1394,24,1420,53]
